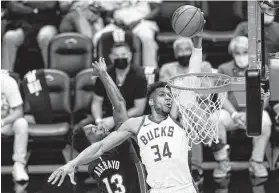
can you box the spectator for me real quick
[59,0,104,39]
[214,36,272,178]
[159,37,214,82]
[266,102,279,170]
[1,71,29,182]
[94,0,161,68]
[159,36,214,185]
[92,42,147,131]
[1,1,60,71]
[233,1,279,66]
[74,42,147,137]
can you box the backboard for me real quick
[246,0,266,136]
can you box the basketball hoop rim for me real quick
[167,73,232,94]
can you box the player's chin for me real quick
[163,107,171,114]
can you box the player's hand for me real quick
[92,57,107,76]
[48,162,76,186]
[232,112,246,129]
[191,11,205,48]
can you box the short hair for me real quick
[110,42,133,54]
[146,81,170,100]
[228,36,248,54]
[173,37,193,51]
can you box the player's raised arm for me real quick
[188,18,204,73]
[48,117,142,186]
[92,57,128,127]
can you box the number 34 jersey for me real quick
[88,140,146,193]
[137,115,192,190]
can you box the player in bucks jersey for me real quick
[49,31,203,193]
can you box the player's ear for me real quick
[149,99,154,106]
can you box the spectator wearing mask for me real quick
[1,72,29,182]
[214,36,272,178]
[234,1,279,66]
[92,42,147,130]
[159,37,213,186]
[74,42,147,137]
[94,0,162,68]
[159,37,214,82]
[59,0,104,39]
[1,1,60,71]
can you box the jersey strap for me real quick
[136,115,146,136]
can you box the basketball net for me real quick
[167,73,231,146]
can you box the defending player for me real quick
[77,58,147,193]
[48,31,203,193]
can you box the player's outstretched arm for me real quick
[188,15,204,73]
[92,58,128,126]
[48,117,142,186]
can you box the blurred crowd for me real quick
[1,0,279,189]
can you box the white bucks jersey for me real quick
[137,115,193,191]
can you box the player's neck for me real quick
[149,112,168,123]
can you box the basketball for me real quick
[171,5,204,37]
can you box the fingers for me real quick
[69,172,76,185]
[48,168,61,183]
[91,62,98,70]
[48,168,63,186]
[58,172,66,187]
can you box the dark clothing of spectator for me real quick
[94,66,147,117]
[2,1,59,71]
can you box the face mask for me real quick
[234,54,249,69]
[177,55,191,67]
[114,58,129,69]
[264,15,275,25]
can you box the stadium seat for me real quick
[73,69,96,121]
[23,69,72,164]
[48,33,93,78]
[72,69,96,152]
[96,30,142,68]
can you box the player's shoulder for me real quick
[126,115,146,134]
[128,116,145,125]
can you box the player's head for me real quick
[173,37,193,67]
[147,82,172,116]
[260,1,277,25]
[109,42,132,70]
[229,36,248,69]
[83,124,108,143]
